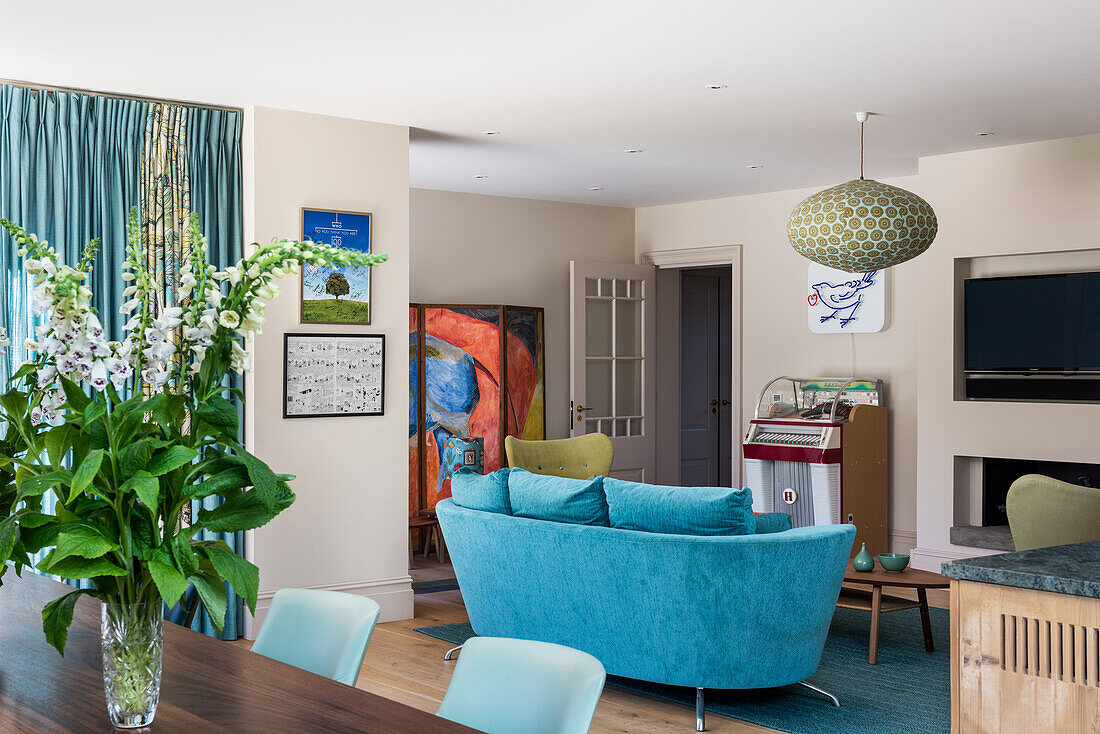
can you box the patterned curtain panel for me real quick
[141,103,192,311]
[0,85,245,640]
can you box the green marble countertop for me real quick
[941,541,1100,599]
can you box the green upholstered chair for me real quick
[1006,474,1100,551]
[504,434,614,479]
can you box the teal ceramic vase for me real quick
[853,543,875,572]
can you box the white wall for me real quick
[636,132,1100,565]
[636,179,922,553]
[410,188,636,440]
[910,133,1100,570]
[243,106,412,629]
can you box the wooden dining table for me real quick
[0,571,480,733]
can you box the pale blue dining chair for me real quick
[251,588,381,686]
[437,637,606,734]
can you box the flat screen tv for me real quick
[964,271,1100,373]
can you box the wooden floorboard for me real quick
[234,559,951,732]
[236,558,776,732]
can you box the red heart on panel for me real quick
[807,293,818,306]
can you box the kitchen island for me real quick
[942,541,1100,733]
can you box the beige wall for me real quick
[911,133,1100,569]
[243,107,412,630]
[636,132,1100,565]
[636,178,922,552]
[410,188,636,440]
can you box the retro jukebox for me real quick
[743,377,888,556]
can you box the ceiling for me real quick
[4,1,1100,207]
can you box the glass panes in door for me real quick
[583,277,645,438]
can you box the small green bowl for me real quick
[878,553,910,573]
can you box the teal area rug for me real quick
[412,578,461,595]
[414,606,949,734]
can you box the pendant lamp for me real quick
[787,112,937,273]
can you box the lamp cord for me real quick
[859,120,865,180]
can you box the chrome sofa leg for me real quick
[798,680,840,707]
[443,645,463,661]
[695,687,705,731]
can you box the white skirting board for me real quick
[246,575,414,640]
[909,544,1000,573]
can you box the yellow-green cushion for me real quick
[504,434,614,479]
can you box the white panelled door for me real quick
[569,261,656,481]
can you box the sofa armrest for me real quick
[754,512,793,534]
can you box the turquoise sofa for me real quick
[436,477,856,730]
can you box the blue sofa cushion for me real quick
[507,468,609,526]
[754,512,793,534]
[450,468,511,515]
[603,478,756,535]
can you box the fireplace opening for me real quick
[981,457,1100,526]
[951,455,1100,551]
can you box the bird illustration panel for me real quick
[807,262,890,333]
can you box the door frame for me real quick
[640,245,743,488]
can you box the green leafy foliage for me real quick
[42,590,85,656]
[0,211,364,655]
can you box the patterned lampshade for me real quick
[787,178,937,273]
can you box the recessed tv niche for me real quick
[965,271,1100,374]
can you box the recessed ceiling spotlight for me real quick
[705,84,728,90]
[482,130,501,136]
[624,148,644,154]
[746,164,764,169]
[588,187,605,191]
[975,131,995,137]
[472,174,488,179]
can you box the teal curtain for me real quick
[0,85,144,381]
[1,85,247,641]
[185,106,245,640]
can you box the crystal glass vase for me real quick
[101,601,164,729]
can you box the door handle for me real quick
[709,399,719,406]
[576,405,593,422]
[721,399,731,406]
[710,398,718,414]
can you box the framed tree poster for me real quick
[300,208,375,324]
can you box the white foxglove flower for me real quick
[120,298,141,315]
[241,310,264,333]
[37,365,57,387]
[57,355,79,374]
[121,272,136,281]
[143,342,176,361]
[89,360,109,391]
[145,329,165,345]
[122,285,138,297]
[24,338,37,351]
[218,310,241,329]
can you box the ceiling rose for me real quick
[787,113,937,273]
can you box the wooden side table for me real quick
[409,513,446,566]
[839,562,950,664]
